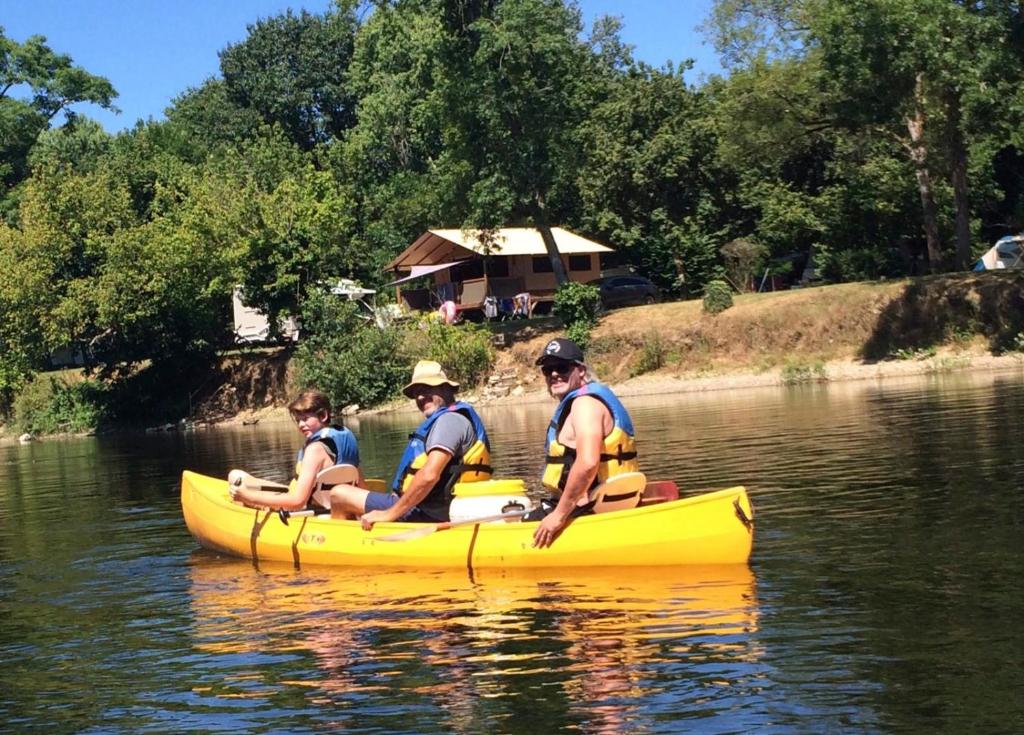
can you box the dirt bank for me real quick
[10,271,1019,439]
[462,270,1024,404]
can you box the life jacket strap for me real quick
[599,449,637,463]
[448,462,493,476]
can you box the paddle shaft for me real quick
[434,508,530,531]
[376,508,530,542]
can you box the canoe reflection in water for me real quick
[187,556,760,732]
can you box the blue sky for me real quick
[3,0,722,133]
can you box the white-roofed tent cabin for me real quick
[974,234,1024,271]
[385,228,613,319]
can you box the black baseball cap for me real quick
[535,338,585,365]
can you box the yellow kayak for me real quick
[180,470,754,569]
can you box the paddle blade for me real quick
[376,524,439,543]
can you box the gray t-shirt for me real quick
[424,411,476,458]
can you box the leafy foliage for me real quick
[293,294,408,409]
[6,1,1024,428]
[553,281,602,327]
[1,27,117,203]
[13,375,107,435]
[702,280,734,315]
[404,319,495,389]
[219,8,359,151]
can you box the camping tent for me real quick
[974,235,1024,271]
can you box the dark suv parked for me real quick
[587,275,661,309]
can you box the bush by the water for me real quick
[403,319,494,388]
[13,375,108,434]
[632,332,668,376]
[554,282,601,348]
[293,295,408,409]
[702,280,734,314]
[294,292,495,409]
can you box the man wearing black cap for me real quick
[532,338,639,548]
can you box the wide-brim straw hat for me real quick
[402,360,460,398]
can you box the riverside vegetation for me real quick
[6,270,1024,439]
[3,2,1024,434]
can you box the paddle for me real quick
[228,469,290,491]
[376,509,530,542]
[277,507,329,525]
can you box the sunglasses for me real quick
[541,361,577,377]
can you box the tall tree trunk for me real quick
[905,73,943,272]
[532,194,568,286]
[946,90,972,270]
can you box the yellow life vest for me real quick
[542,383,638,494]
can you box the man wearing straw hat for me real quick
[331,360,492,527]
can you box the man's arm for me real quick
[360,449,452,527]
[533,396,606,548]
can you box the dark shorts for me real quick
[523,497,594,522]
[363,491,434,522]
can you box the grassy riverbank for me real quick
[473,270,1024,402]
[4,271,1024,440]
[214,270,1024,419]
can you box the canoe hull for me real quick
[181,470,753,568]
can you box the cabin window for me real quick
[486,258,509,277]
[568,255,592,271]
[452,260,484,281]
[532,256,554,273]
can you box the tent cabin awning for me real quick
[385,227,614,271]
[974,235,1024,270]
[384,261,467,287]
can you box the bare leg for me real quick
[330,484,372,520]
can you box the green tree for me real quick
[162,79,263,162]
[0,27,117,205]
[576,65,739,293]
[707,0,1024,273]
[211,131,362,326]
[219,7,359,151]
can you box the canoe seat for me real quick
[590,472,646,514]
[310,464,359,509]
[641,480,680,505]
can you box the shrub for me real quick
[295,324,407,409]
[780,360,827,385]
[553,281,602,326]
[554,281,601,347]
[566,321,593,350]
[632,332,666,376]
[293,292,408,409]
[402,319,494,388]
[13,375,108,435]
[702,280,733,314]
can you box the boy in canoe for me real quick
[331,360,492,526]
[228,389,363,512]
[531,338,639,548]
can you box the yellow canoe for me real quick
[180,470,754,569]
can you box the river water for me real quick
[2,370,1023,734]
